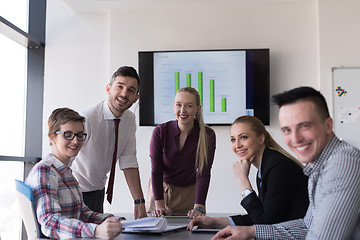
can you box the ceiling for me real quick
[63,0,312,13]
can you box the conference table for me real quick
[117,232,216,240]
[113,213,230,240]
[37,213,231,239]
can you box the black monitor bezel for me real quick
[138,48,269,126]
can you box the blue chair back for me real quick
[15,179,43,239]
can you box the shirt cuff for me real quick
[228,216,236,226]
[254,224,275,239]
[118,156,138,169]
[241,189,254,200]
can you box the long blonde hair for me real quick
[177,87,209,173]
[232,115,303,168]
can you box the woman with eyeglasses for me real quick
[25,108,122,239]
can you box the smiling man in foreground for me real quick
[212,86,360,240]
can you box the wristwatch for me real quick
[241,189,254,198]
[194,207,205,214]
[134,199,145,204]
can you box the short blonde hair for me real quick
[48,108,85,145]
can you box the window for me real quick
[0,1,45,239]
[0,0,28,32]
[0,33,27,157]
[0,162,23,239]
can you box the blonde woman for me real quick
[188,115,308,229]
[146,87,216,218]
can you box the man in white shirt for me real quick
[72,66,147,218]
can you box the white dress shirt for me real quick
[71,100,139,192]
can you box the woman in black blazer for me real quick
[188,116,309,228]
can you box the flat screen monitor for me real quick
[138,49,269,126]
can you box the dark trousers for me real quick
[82,188,105,213]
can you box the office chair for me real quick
[15,179,41,240]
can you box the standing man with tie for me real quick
[72,66,147,219]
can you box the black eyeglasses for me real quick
[56,131,87,141]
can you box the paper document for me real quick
[122,217,167,232]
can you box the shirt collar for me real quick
[258,162,262,179]
[103,100,122,121]
[46,153,70,175]
[303,135,339,177]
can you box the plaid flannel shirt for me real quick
[25,154,113,238]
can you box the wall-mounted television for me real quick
[138,49,269,126]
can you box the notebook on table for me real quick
[121,217,187,235]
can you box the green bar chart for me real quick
[153,50,247,124]
[198,72,203,106]
[175,72,180,94]
[210,79,215,112]
[186,73,191,87]
[173,73,231,113]
[222,98,227,112]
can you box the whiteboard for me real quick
[332,67,360,149]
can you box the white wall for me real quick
[44,0,359,214]
[106,1,318,214]
[44,1,110,143]
[318,0,360,113]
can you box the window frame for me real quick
[0,0,45,168]
[0,2,45,238]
